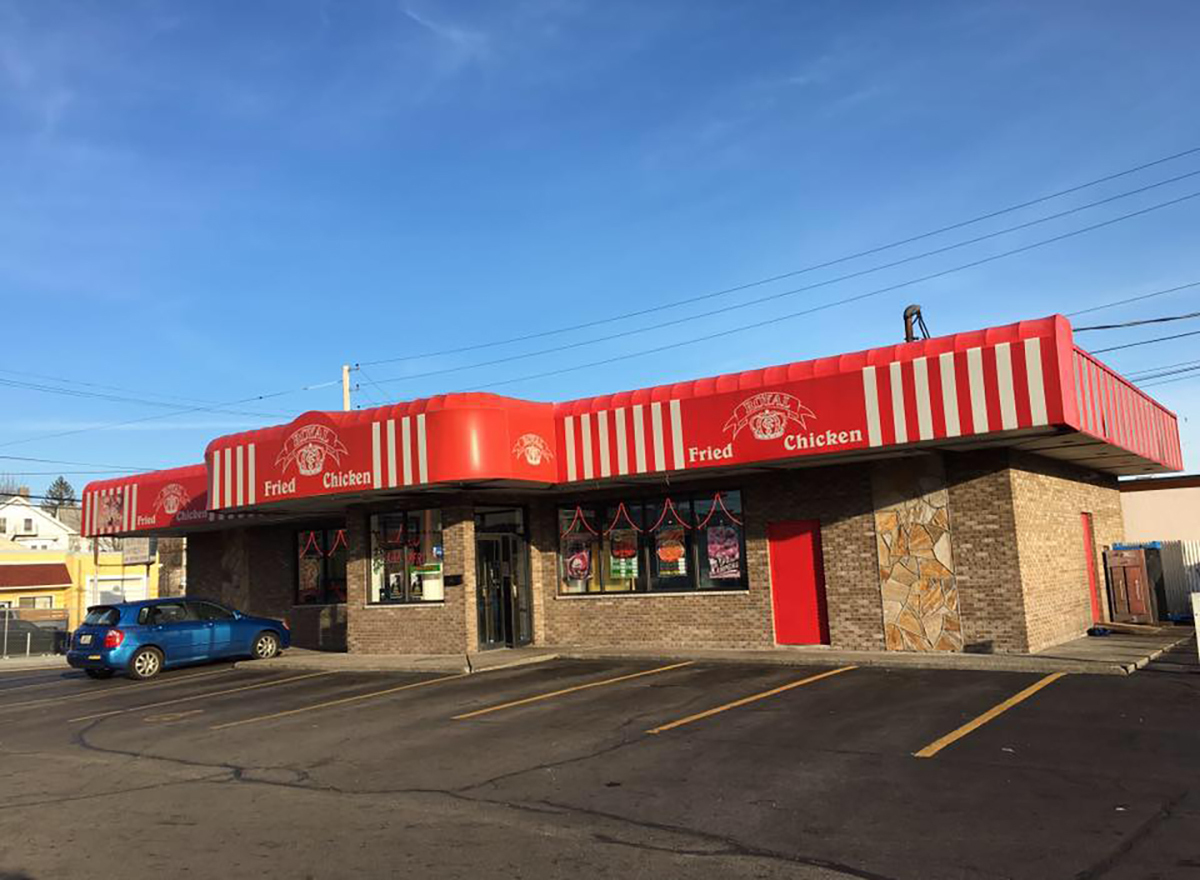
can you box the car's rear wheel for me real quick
[252,631,280,660]
[128,646,163,680]
[85,669,114,680]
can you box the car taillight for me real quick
[103,629,125,649]
[281,619,290,630]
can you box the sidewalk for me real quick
[245,626,1196,677]
[0,654,69,673]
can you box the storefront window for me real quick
[559,506,600,594]
[296,529,348,605]
[557,491,747,595]
[369,510,444,604]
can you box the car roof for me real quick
[91,598,203,609]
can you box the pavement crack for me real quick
[1073,788,1190,879]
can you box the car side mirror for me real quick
[232,611,243,619]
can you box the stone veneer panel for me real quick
[871,456,963,652]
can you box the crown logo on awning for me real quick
[275,424,349,476]
[154,483,191,516]
[513,433,553,466]
[723,392,816,441]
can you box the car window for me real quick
[146,603,191,625]
[189,601,235,621]
[84,606,121,626]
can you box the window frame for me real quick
[556,490,749,596]
[295,526,349,607]
[368,509,445,605]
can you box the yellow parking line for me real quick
[211,673,471,731]
[69,672,335,722]
[0,667,236,712]
[913,672,1067,759]
[453,661,695,721]
[646,665,857,735]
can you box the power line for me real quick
[460,189,1200,393]
[1090,328,1200,354]
[1075,310,1200,332]
[1065,280,1200,317]
[1130,363,1200,383]
[0,379,341,451]
[369,171,1200,387]
[1128,357,1200,379]
[0,375,282,419]
[358,144,1200,368]
[1141,368,1200,389]
[0,471,133,476]
[0,367,286,418]
[0,454,151,471]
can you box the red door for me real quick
[768,520,830,645]
[1081,513,1102,624]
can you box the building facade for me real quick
[81,316,1182,656]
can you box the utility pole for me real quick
[342,364,352,411]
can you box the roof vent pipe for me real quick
[903,305,929,343]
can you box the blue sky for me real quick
[2,0,1199,490]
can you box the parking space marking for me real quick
[69,672,335,723]
[210,672,471,731]
[0,667,237,712]
[646,665,857,735]
[453,662,695,721]
[913,672,1067,759]
[145,709,205,723]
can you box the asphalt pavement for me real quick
[0,639,1197,879]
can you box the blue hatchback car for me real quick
[67,598,290,680]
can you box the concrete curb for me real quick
[236,636,1198,678]
[555,648,1136,676]
[0,656,69,673]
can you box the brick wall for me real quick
[945,452,1029,653]
[1008,451,1123,652]
[344,504,474,656]
[536,466,881,651]
[185,525,346,651]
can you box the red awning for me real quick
[81,464,210,538]
[85,314,1183,527]
[205,393,556,512]
[0,563,72,590]
[554,315,1180,482]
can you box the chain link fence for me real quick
[0,609,69,658]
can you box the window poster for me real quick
[707,525,741,579]
[564,539,592,581]
[609,529,639,578]
[656,527,687,577]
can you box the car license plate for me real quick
[79,634,92,645]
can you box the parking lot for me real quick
[1,643,1198,879]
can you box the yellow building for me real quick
[0,548,162,630]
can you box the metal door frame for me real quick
[474,509,533,650]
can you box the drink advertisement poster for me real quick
[564,539,592,580]
[706,525,741,579]
[656,527,687,577]
[609,528,639,578]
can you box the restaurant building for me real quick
[81,316,1183,656]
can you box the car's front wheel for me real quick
[85,669,115,680]
[252,631,280,660]
[128,646,164,680]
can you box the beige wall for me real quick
[1121,486,1200,542]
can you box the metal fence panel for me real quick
[0,609,69,658]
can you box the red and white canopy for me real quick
[85,314,1183,530]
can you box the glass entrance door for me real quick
[475,518,532,650]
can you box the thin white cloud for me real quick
[401,4,491,70]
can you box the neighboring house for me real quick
[0,493,81,552]
[1119,475,1200,542]
[0,550,163,628]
